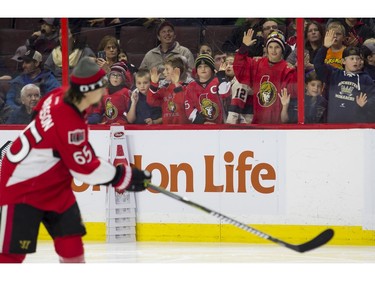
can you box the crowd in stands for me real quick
[1,17,375,125]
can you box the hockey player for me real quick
[0,57,151,263]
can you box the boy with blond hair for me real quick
[127,69,162,124]
[324,21,346,69]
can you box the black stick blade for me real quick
[291,228,334,253]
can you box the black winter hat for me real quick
[195,54,215,72]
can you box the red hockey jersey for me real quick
[184,76,231,124]
[234,54,297,124]
[101,87,131,124]
[0,88,117,213]
[146,82,189,124]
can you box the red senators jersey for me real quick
[101,88,131,124]
[0,88,116,212]
[147,82,189,124]
[234,54,297,124]
[185,76,230,124]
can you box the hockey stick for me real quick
[0,141,12,159]
[147,183,334,253]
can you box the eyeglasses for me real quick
[263,25,278,31]
[110,73,122,78]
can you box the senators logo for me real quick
[257,75,277,107]
[105,99,118,119]
[200,98,219,121]
[167,100,177,113]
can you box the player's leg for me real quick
[53,235,85,263]
[0,253,26,263]
[43,201,87,263]
[0,204,42,263]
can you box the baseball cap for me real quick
[363,40,375,54]
[342,46,362,58]
[39,18,58,26]
[157,20,175,35]
[19,49,43,62]
[11,45,27,62]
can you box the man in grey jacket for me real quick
[140,21,195,79]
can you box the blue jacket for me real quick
[5,70,60,109]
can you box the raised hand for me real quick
[324,29,336,48]
[242,29,257,47]
[150,67,160,83]
[171,67,181,85]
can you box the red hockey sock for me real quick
[54,235,85,263]
[0,253,26,263]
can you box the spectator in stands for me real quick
[184,54,231,124]
[6,84,41,124]
[224,19,292,59]
[224,54,253,124]
[305,21,325,62]
[304,71,327,123]
[87,62,130,125]
[197,42,213,57]
[2,46,28,80]
[127,68,162,124]
[192,42,213,78]
[44,27,95,83]
[213,51,227,72]
[147,56,190,124]
[140,21,195,78]
[25,18,60,55]
[5,49,60,109]
[287,20,324,72]
[0,96,12,124]
[339,18,375,47]
[233,29,297,124]
[222,18,265,53]
[117,48,138,89]
[323,21,346,70]
[314,29,375,123]
[361,38,375,81]
[96,35,121,73]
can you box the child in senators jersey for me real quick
[184,54,231,124]
[233,29,297,124]
[87,62,131,124]
[146,56,190,124]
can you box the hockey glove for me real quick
[112,164,151,193]
[127,167,152,192]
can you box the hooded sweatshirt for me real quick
[314,46,375,123]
